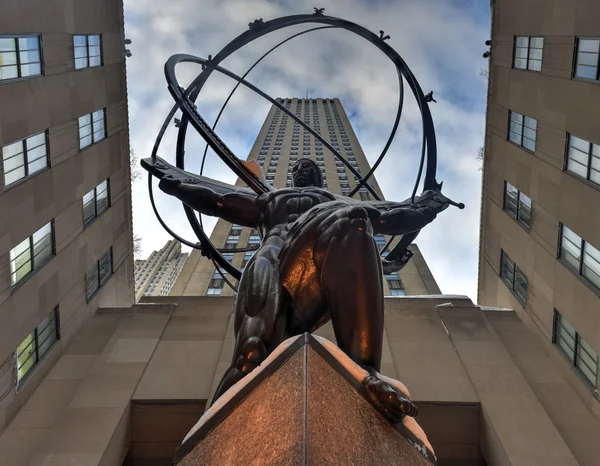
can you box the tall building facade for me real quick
[134,240,188,301]
[0,0,133,435]
[171,97,441,297]
[478,0,600,461]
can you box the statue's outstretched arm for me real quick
[368,189,453,236]
[142,156,261,227]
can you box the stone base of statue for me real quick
[173,333,436,465]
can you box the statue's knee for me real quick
[235,336,267,374]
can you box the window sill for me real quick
[3,166,51,191]
[0,74,44,85]
[554,344,598,394]
[83,207,111,229]
[86,272,114,304]
[74,64,103,72]
[557,258,600,298]
[564,170,600,193]
[16,339,60,391]
[499,276,527,308]
[512,67,542,74]
[79,137,107,153]
[572,77,600,85]
[506,140,535,155]
[10,254,56,295]
[504,210,532,232]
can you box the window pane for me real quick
[500,251,515,285]
[0,51,17,65]
[32,222,53,266]
[86,264,99,299]
[515,36,529,47]
[18,37,39,51]
[514,267,528,303]
[561,225,582,270]
[583,241,600,290]
[96,181,109,213]
[20,49,40,65]
[21,63,41,77]
[576,51,598,67]
[99,250,112,285]
[88,35,100,46]
[528,60,542,72]
[390,289,406,296]
[27,144,47,164]
[504,183,519,218]
[510,112,523,124]
[80,135,92,150]
[518,192,532,226]
[3,143,25,172]
[0,65,19,80]
[575,64,598,80]
[89,56,101,67]
[514,58,527,70]
[73,35,87,47]
[530,37,544,48]
[0,38,16,52]
[16,333,36,381]
[10,238,32,285]
[515,47,528,59]
[74,58,87,70]
[37,310,57,357]
[92,110,104,123]
[529,48,543,60]
[522,137,536,152]
[74,46,88,59]
[579,39,600,53]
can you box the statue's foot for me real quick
[363,373,418,421]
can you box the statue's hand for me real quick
[159,175,183,196]
[363,373,418,421]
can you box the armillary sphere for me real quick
[146,9,465,292]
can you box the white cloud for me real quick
[124,0,489,302]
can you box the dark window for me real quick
[0,35,42,81]
[559,224,600,291]
[500,250,527,305]
[86,248,113,301]
[83,179,110,226]
[553,310,598,388]
[79,109,106,149]
[565,134,600,187]
[73,34,102,69]
[16,307,60,383]
[503,181,532,228]
[508,111,537,151]
[10,221,54,287]
[513,36,543,71]
[574,38,599,81]
[2,131,48,186]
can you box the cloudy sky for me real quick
[124,0,490,302]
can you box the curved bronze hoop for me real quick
[148,11,449,290]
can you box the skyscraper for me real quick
[0,0,133,435]
[478,0,600,461]
[171,97,440,297]
[134,240,188,301]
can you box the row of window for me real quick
[500,222,600,303]
[508,111,600,190]
[1,108,106,188]
[0,33,102,82]
[16,246,113,384]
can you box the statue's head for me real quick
[291,158,323,188]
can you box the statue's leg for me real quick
[315,205,418,420]
[315,205,384,370]
[210,243,287,406]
